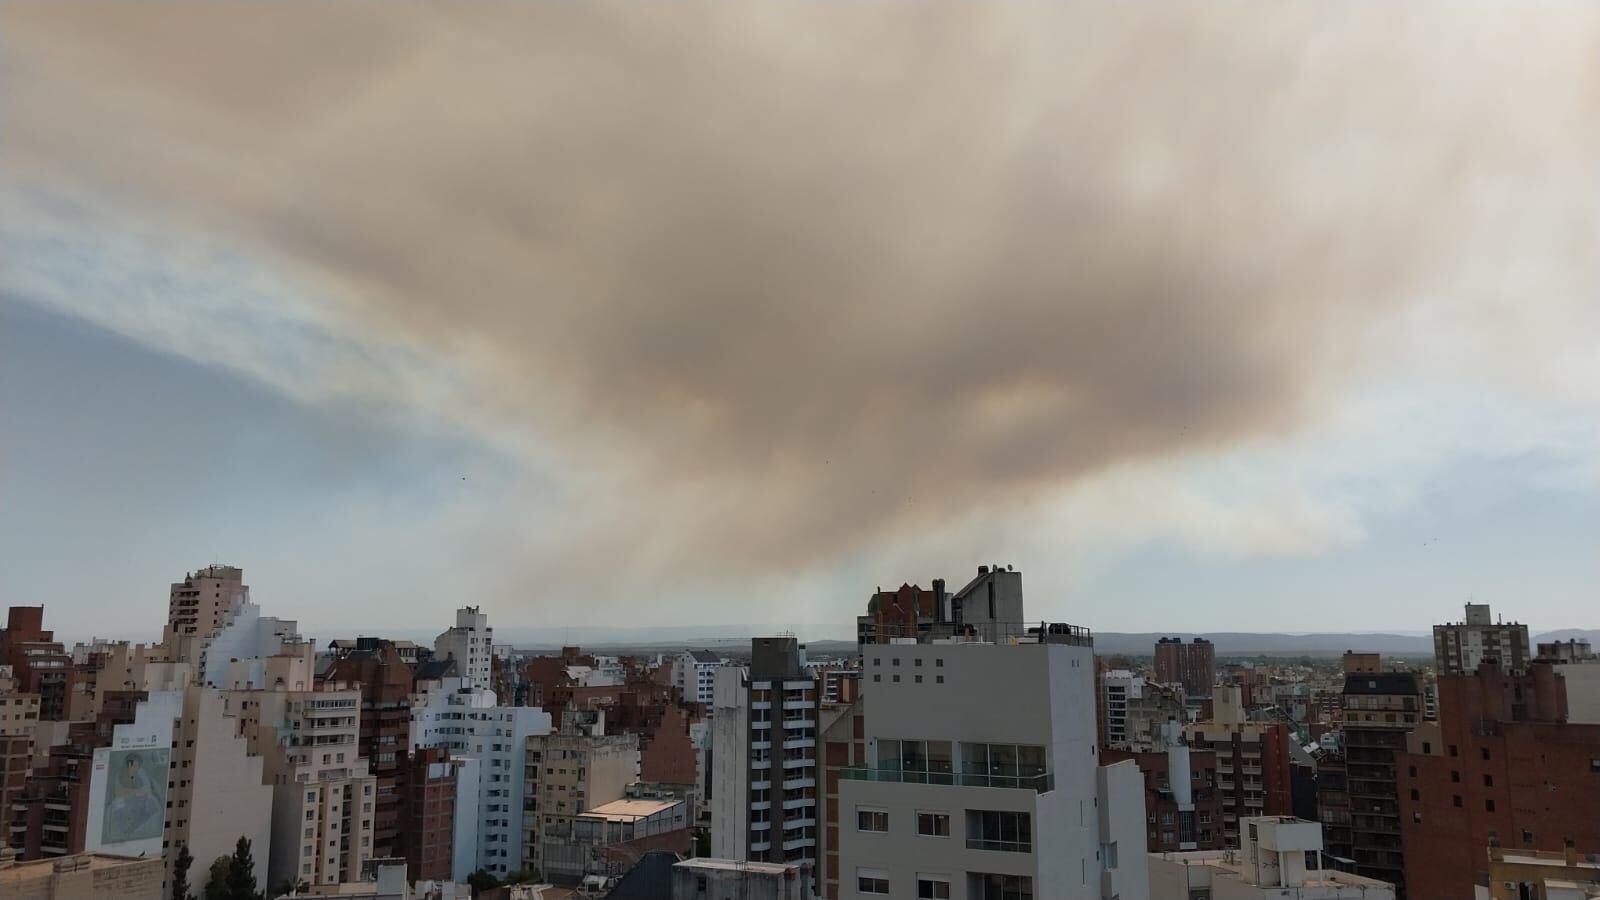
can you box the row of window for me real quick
[857,807,1031,853]
[858,871,1030,900]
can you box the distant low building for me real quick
[671,857,812,900]
[1148,817,1395,900]
[0,849,163,900]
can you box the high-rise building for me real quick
[1184,686,1294,847]
[833,601,1148,900]
[710,636,821,869]
[1336,666,1420,894]
[1103,721,1227,854]
[0,607,71,722]
[1155,637,1215,702]
[434,607,493,689]
[1433,603,1530,676]
[523,721,641,883]
[322,641,417,862]
[675,650,722,707]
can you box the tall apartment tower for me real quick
[165,565,249,645]
[710,636,821,868]
[434,606,493,688]
[1337,667,1420,895]
[832,605,1148,900]
[1155,637,1215,700]
[1433,603,1530,676]
[1183,686,1294,847]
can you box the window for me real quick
[858,870,890,895]
[1422,742,1432,754]
[1453,795,1463,808]
[936,675,945,684]
[1484,774,1493,787]
[936,658,944,667]
[968,873,1032,900]
[959,742,1047,789]
[1304,850,1320,871]
[914,658,923,667]
[1410,789,1420,801]
[879,740,954,783]
[1482,747,1491,761]
[874,674,881,683]
[918,877,951,899]
[1452,770,1461,783]
[966,810,1032,853]
[1449,745,1459,757]
[893,675,901,683]
[857,808,888,832]
[917,811,950,837]
[1486,799,1496,812]
[1408,765,1417,777]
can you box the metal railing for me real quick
[864,620,1093,647]
[838,766,1054,793]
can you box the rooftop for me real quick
[1,852,160,883]
[582,798,680,822]
[1151,850,1394,890]
[674,858,801,875]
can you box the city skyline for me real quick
[4,3,1598,637]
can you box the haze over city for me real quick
[3,3,1598,640]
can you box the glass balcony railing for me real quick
[837,767,1053,793]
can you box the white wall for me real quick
[710,666,749,859]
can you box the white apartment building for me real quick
[1101,670,1145,750]
[1149,817,1394,900]
[711,637,821,868]
[409,675,551,879]
[434,606,494,688]
[837,621,1147,900]
[676,649,723,707]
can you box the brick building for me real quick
[1338,668,1420,895]
[1101,739,1226,853]
[1184,686,1294,846]
[322,640,416,860]
[1155,637,1215,701]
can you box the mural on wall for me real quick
[101,747,168,845]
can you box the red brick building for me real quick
[818,700,864,900]
[1155,637,1215,699]
[322,641,416,860]
[1399,662,1600,900]
[0,607,73,722]
[1101,746,1226,852]
[398,746,460,881]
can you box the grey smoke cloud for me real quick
[4,3,1598,585]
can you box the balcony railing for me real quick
[838,767,1053,793]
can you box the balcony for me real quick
[838,767,1053,793]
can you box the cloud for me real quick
[3,3,1598,599]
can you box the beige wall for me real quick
[1,855,164,900]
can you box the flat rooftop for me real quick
[582,798,680,821]
[674,858,799,875]
[1,853,159,882]
[1151,851,1393,888]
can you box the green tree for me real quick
[466,868,501,897]
[171,843,194,900]
[226,837,263,900]
[204,856,231,900]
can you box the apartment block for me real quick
[434,607,493,689]
[1155,638,1216,703]
[323,641,417,861]
[1103,721,1226,854]
[1433,603,1530,677]
[834,574,1146,900]
[675,650,722,707]
[523,725,641,882]
[1336,668,1419,894]
[711,637,821,869]
[1,607,71,722]
[1184,687,1293,848]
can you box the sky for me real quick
[2,3,1597,641]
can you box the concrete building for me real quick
[1101,670,1144,750]
[539,796,689,884]
[675,650,722,707]
[1156,638,1216,704]
[1484,847,1600,900]
[671,857,813,900]
[833,574,1147,900]
[710,636,821,868]
[324,640,420,862]
[1185,687,1294,848]
[0,850,164,900]
[1335,668,1419,894]
[408,675,551,879]
[433,607,493,689]
[1149,817,1394,900]
[523,724,640,882]
[857,566,1028,647]
[1434,603,1530,677]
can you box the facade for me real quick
[398,747,460,881]
[1337,669,1419,895]
[710,637,821,868]
[0,608,71,723]
[434,607,493,689]
[540,797,688,884]
[1101,670,1144,750]
[1485,847,1600,900]
[834,614,1148,900]
[1155,638,1216,702]
[409,676,551,879]
[0,850,164,900]
[1184,687,1294,848]
[1103,721,1226,854]
[1433,603,1530,677]
[1398,661,1600,900]
[1149,817,1395,900]
[856,566,1028,646]
[676,650,722,707]
[324,641,417,861]
[523,727,641,882]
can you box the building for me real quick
[1433,603,1530,677]
[0,607,72,722]
[833,567,1147,900]
[1101,670,1145,750]
[523,724,640,882]
[671,857,813,900]
[1184,687,1294,847]
[1148,817,1395,900]
[0,850,164,900]
[539,796,689,884]
[1156,638,1216,703]
[324,641,419,861]
[675,651,722,707]
[710,636,820,868]
[434,608,493,689]
[1336,667,1419,894]
[856,566,1028,646]
[1103,721,1226,854]
[397,747,461,882]
[1485,847,1600,900]
[408,675,552,879]
[1398,658,1600,900]
[817,697,864,900]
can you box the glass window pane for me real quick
[880,740,901,771]
[991,744,1018,777]
[927,741,953,774]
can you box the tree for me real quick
[226,837,263,900]
[204,856,231,900]
[171,843,195,900]
[466,868,500,897]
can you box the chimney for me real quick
[978,565,989,575]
